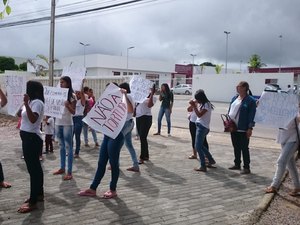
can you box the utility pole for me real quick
[224,31,230,74]
[279,35,283,73]
[49,0,56,86]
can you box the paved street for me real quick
[0,102,282,225]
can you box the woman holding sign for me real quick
[78,83,134,199]
[18,81,44,213]
[53,76,76,180]
[0,86,11,189]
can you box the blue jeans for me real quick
[123,120,139,168]
[73,116,83,155]
[83,123,98,144]
[56,125,74,174]
[271,141,300,189]
[157,106,171,134]
[90,132,124,191]
[195,123,214,168]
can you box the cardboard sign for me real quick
[83,83,128,139]
[4,75,27,116]
[129,75,154,103]
[61,67,86,91]
[44,86,69,119]
[255,91,299,128]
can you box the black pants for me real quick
[136,115,152,160]
[230,131,250,169]
[0,161,4,183]
[189,121,209,150]
[20,131,44,204]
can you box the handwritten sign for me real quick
[83,83,127,139]
[44,86,69,119]
[129,75,153,103]
[255,91,298,128]
[4,75,27,116]
[61,67,86,91]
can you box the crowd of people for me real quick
[0,78,300,214]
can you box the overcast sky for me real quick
[0,0,299,69]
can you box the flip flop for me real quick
[78,189,96,197]
[0,181,12,188]
[188,155,197,159]
[289,189,300,197]
[17,203,37,213]
[265,186,277,194]
[103,190,117,199]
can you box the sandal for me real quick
[126,167,140,172]
[194,167,207,172]
[188,155,197,159]
[17,203,37,213]
[265,186,277,194]
[78,189,96,197]
[289,188,300,197]
[63,174,73,180]
[103,190,117,199]
[0,181,12,188]
[53,169,65,175]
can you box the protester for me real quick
[187,100,210,160]
[53,76,76,180]
[0,85,11,189]
[119,82,140,172]
[136,84,156,164]
[83,88,99,148]
[73,89,86,158]
[189,89,216,172]
[265,115,300,196]
[228,81,256,174]
[43,116,54,154]
[154,83,173,136]
[78,83,133,198]
[18,80,44,213]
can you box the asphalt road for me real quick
[151,94,277,140]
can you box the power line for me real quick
[0,0,151,28]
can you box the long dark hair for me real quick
[194,89,214,109]
[161,83,171,98]
[119,82,131,94]
[61,76,74,102]
[26,80,44,103]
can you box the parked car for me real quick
[264,84,281,92]
[171,84,192,95]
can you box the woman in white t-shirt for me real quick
[189,89,216,172]
[53,76,76,181]
[136,85,156,164]
[265,115,300,196]
[18,81,45,213]
[0,86,11,189]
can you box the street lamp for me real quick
[79,42,90,67]
[224,31,230,74]
[279,35,283,73]
[190,54,196,75]
[126,46,135,76]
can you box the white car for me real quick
[171,84,192,95]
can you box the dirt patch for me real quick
[0,114,19,137]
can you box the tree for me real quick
[19,62,27,71]
[0,56,17,72]
[248,54,267,69]
[27,54,59,76]
[215,64,223,74]
[0,0,11,19]
[200,62,216,67]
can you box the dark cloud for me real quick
[1,0,300,68]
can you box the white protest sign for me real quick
[83,83,127,139]
[255,91,298,128]
[44,86,69,119]
[61,67,86,91]
[129,75,154,103]
[4,75,27,116]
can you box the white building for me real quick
[27,53,175,87]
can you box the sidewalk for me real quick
[0,126,281,225]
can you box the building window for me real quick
[113,71,121,76]
[123,72,127,76]
[134,72,139,75]
[128,72,133,76]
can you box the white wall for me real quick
[193,73,294,102]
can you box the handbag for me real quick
[221,98,244,133]
[221,114,237,132]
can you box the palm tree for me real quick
[215,64,223,74]
[27,54,59,76]
[248,54,267,69]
